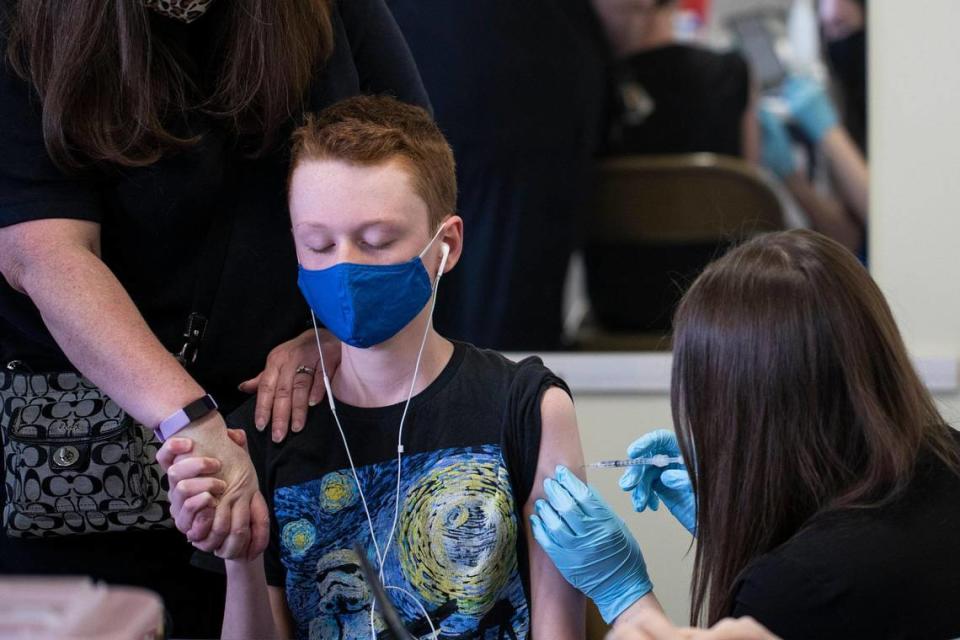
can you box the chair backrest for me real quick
[590,153,785,244]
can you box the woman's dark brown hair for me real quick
[671,229,959,625]
[4,0,332,169]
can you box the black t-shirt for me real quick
[0,0,428,413]
[604,44,750,157]
[731,435,960,639]
[234,341,569,639]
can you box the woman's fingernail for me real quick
[272,430,282,443]
[308,400,318,407]
[255,420,266,431]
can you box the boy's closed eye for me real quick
[358,239,395,251]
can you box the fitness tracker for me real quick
[156,394,219,442]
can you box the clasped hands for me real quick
[156,328,339,559]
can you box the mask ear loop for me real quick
[418,222,448,260]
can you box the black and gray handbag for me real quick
[1,198,234,538]
[1,367,173,537]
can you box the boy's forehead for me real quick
[289,157,429,231]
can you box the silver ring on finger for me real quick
[294,365,315,376]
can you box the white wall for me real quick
[571,0,960,626]
[576,394,696,624]
[870,0,960,423]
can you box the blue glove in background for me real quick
[759,107,795,178]
[619,429,697,536]
[782,75,839,144]
[530,465,653,624]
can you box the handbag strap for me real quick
[176,192,236,368]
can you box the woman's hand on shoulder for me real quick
[239,328,341,442]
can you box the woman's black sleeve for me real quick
[0,46,103,229]
[731,553,854,639]
[337,0,431,112]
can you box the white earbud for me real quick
[438,242,450,278]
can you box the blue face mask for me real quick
[297,226,446,348]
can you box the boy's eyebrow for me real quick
[291,221,328,230]
[292,219,406,232]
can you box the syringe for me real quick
[584,455,683,469]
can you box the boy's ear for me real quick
[438,215,464,275]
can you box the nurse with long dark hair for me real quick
[533,230,960,639]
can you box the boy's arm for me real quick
[222,558,292,639]
[268,586,296,638]
[524,386,587,639]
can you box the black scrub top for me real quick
[731,432,960,639]
[605,44,750,157]
[0,0,429,413]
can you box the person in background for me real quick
[534,230,960,639]
[594,0,760,161]
[385,0,609,351]
[585,0,763,335]
[820,0,867,155]
[0,1,426,636]
[760,75,868,255]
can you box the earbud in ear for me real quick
[438,242,451,278]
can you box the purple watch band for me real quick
[156,394,218,442]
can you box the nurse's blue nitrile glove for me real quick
[530,465,653,624]
[619,429,697,536]
[759,107,795,178]
[782,74,839,144]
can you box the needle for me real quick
[583,455,683,469]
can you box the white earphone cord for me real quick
[310,241,449,639]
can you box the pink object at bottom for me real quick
[0,576,164,640]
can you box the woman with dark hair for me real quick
[0,0,427,636]
[532,229,960,638]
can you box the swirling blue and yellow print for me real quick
[274,445,528,640]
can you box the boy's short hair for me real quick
[289,95,457,230]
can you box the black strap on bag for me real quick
[176,176,239,570]
[175,200,236,368]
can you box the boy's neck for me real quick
[329,310,454,408]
